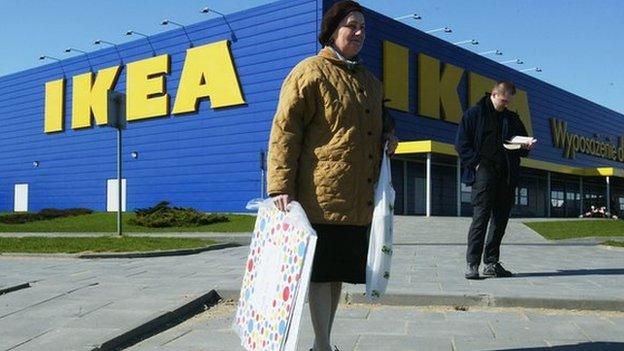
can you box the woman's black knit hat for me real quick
[318,1,363,46]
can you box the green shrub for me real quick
[0,208,93,224]
[128,201,229,228]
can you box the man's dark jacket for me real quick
[454,94,530,185]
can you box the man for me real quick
[455,81,536,279]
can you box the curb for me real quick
[215,288,624,313]
[92,290,222,351]
[79,243,241,259]
[0,243,241,259]
[0,282,31,296]
[344,292,624,312]
[85,288,624,350]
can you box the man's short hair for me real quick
[492,81,516,95]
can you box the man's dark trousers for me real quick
[466,164,516,265]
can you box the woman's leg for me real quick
[309,282,332,351]
[328,282,342,333]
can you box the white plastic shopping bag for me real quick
[234,198,317,351]
[366,144,396,300]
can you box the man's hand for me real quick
[521,139,537,150]
[384,133,398,156]
[272,194,291,212]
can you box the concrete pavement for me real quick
[1,216,623,350]
[126,302,624,351]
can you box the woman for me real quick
[267,1,397,350]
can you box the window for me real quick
[461,183,472,203]
[566,192,580,201]
[515,187,528,206]
[619,197,624,211]
[551,190,564,208]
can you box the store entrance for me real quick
[550,180,581,217]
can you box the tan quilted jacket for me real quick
[267,47,384,226]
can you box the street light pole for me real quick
[161,19,194,47]
[107,91,126,236]
[64,47,94,72]
[425,27,452,34]
[126,30,156,56]
[453,39,479,45]
[393,13,422,21]
[479,49,503,56]
[499,58,524,64]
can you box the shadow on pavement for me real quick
[490,342,624,350]
[514,268,624,278]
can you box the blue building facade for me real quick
[1,0,623,217]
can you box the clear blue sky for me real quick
[1,0,622,114]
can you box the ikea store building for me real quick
[2,0,624,218]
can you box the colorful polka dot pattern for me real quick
[234,205,312,350]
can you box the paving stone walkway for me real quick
[1,216,622,350]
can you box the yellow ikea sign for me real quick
[382,40,533,135]
[44,40,245,133]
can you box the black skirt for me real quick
[310,223,370,284]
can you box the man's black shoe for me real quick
[464,263,480,279]
[483,262,513,278]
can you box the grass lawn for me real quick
[524,220,624,240]
[0,236,216,253]
[604,240,624,248]
[0,212,255,233]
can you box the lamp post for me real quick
[126,30,156,56]
[39,55,66,76]
[201,7,237,42]
[161,19,194,47]
[64,47,94,71]
[425,27,452,34]
[94,39,124,64]
[393,13,422,21]
[499,58,524,64]
[520,67,542,72]
[479,49,503,56]
[453,39,479,46]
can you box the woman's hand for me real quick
[272,194,291,212]
[384,133,398,156]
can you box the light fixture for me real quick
[38,55,66,76]
[94,39,124,64]
[453,39,479,45]
[479,49,503,56]
[64,47,94,71]
[520,67,542,72]
[499,58,524,65]
[425,27,452,34]
[201,7,237,42]
[32,161,40,168]
[131,151,139,159]
[126,30,157,56]
[393,13,422,21]
[39,55,61,61]
[161,19,194,47]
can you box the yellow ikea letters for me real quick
[43,40,245,133]
[384,40,534,136]
[382,41,409,112]
[44,79,65,133]
[418,53,464,123]
[72,66,121,129]
[173,40,245,113]
[126,54,170,121]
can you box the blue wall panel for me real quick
[0,0,321,212]
[358,5,624,171]
[1,0,623,213]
